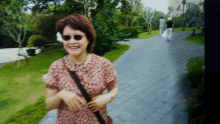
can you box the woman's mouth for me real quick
[69,46,80,51]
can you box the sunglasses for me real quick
[62,34,86,41]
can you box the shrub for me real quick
[92,6,127,56]
[33,13,62,44]
[118,25,140,39]
[144,28,154,33]
[41,43,62,53]
[201,27,205,35]
[119,26,132,39]
[27,35,48,49]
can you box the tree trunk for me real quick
[183,4,185,28]
[17,44,29,65]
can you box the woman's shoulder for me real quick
[48,57,65,69]
[92,53,111,64]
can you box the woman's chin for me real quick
[68,50,80,56]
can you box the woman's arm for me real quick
[106,84,118,103]
[45,88,63,110]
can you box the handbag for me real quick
[161,30,167,37]
[62,59,106,124]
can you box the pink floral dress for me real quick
[42,53,117,124]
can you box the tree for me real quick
[184,2,204,28]
[176,0,192,28]
[131,0,142,27]
[120,0,132,26]
[152,11,166,30]
[56,0,84,16]
[0,0,30,66]
[141,6,156,34]
[168,6,174,17]
[74,0,98,20]
[25,0,65,15]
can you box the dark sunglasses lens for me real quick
[63,35,71,41]
[74,35,82,40]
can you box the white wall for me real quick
[168,0,204,17]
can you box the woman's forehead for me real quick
[63,26,84,34]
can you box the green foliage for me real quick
[185,34,204,45]
[144,28,154,32]
[41,43,62,53]
[118,25,140,39]
[179,86,205,124]
[3,96,49,124]
[103,44,130,62]
[138,30,159,39]
[187,57,204,88]
[92,6,127,56]
[184,2,204,27]
[57,0,84,16]
[178,56,205,124]
[33,12,61,43]
[0,0,29,47]
[120,0,132,15]
[27,35,48,48]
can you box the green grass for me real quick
[103,43,130,63]
[180,57,205,124]
[173,27,203,32]
[185,34,204,45]
[186,57,204,89]
[137,27,203,39]
[138,30,159,39]
[0,43,130,124]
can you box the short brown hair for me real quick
[56,13,96,53]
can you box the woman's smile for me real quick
[69,46,80,51]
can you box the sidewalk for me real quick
[0,47,41,66]
[39,31,204,124]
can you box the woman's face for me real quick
[63,25,89,57]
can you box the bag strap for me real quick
[62,58,105,124]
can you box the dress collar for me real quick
[62,53,95,72]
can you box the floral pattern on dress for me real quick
[42,53,117,124]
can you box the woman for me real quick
[159,16,165,36]
[165,17,174,41]
[42,13,118,124]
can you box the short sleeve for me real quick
[103,59,117,91]
[42,61,59,90]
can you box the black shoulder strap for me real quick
[62,58,105,124]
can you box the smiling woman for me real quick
[42,13,118,124]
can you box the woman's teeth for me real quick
[70,47,79,50]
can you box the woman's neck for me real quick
[69,52,89,65]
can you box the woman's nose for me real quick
[69,36,77,43]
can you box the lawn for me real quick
[180,57,205,124]
[137,27,203,39]
[138,30,159,39]
[187,57,204,89]
[185,34,204,45]
[173,27,203,32]
[0,43,130,124]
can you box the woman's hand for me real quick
[59,90,87,111]
[87,94,110,112]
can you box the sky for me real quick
[25,0,168,14]
[141,0,168,14]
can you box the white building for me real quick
[167,0,204,17]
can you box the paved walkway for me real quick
[39,31,204,124]
[0,47,41,66]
